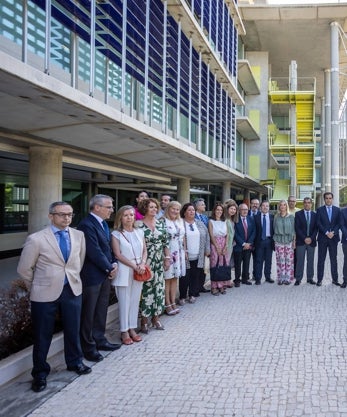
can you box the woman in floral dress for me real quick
[162,201,186,315]
[137,198,170,333]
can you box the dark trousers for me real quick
[31,284,83,379]
[80,279,111,355]
[179,260,200,298]
[198,269,206,291]
[254,239,273,281]
[234,249,252,283]
[317,239,338,282]
[342,244,347,283]
[295,244,315,281]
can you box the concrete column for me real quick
[29,146,62,233]
[177,178,190,205]
[324,69,332,193]
[222,181,231,203]
[243,188,250,207]
[320,96,325,205]
[330,22,340,204]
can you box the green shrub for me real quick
[0,279,32,360]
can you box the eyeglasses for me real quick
[288,200,296,203]
[99,205,114,210]
[52,213,75,218]
[189,224,194,231]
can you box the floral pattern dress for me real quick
[164,218,186,279]
[138,219,169,318]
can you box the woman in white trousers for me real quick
[112,205,147,345]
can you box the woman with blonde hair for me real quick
[162,201,186,315]
[111,205,147,345]
[273,199,295,285]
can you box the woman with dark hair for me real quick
[111,206,147,345]
[134,190,149,221]
[224,199,238,288]
[178,203,210,305]
[137,198,170,332]
[208,202,231,295]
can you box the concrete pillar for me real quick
[324,69,332,193]
[330,22,340,205]
[289,61,297,197]
[243,188,250,207]
[29,146,63,233]
[177,178,190,205]
[222,181,231,203]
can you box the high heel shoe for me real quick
[129,329,142,342]
[140,318,149,334]
[121,331,133,345]
[171,303,180,314]
[165,304,176,316]
[151,317,165,330]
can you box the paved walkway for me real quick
[3,248,347,417]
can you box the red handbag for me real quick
[133,264,152,282]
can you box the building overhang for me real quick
[236,117,260,141]
[238,59,260,95]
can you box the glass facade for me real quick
[0,0,239,165]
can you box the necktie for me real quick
[327,206,332,222]
[306,211,310,236]
[102,220,110,239]
[242,217,248,240]
[57,230,68,262]
[262,215,266,240]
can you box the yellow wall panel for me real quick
[249,155,260,179]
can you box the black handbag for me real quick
[210,256,231,282]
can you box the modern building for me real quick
[239,0,347,207]
[0,0,267,281]
[1,0,347,283]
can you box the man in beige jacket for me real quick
[17,201,91,393]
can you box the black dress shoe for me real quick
[294,280,300,286]
[255,281,261,285]
[200,288,210,293]
[307,279,316,285]
[341,282,347,288]
[84,351,104,362]
[332,281,341,287]
[316,281,322,286]
[67,362,92,375]
[265,278,275,283]
[97,341,121,351]
[242,280,252,285]
[31,377,47,393]
[234,281,240,287]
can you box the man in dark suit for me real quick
[233,203,256,287]
[78,194,121,362]
[316,192,341,286]
[294,197,317,286]
[248,198,260,280]
[340,206,347,288]
[17,201,91,393]
[254,200,274,285]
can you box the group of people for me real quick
[17,191,347,393]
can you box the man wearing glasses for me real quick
[78,194,121,363]
[17,201,91,393]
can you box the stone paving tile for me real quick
[6,247,347,416]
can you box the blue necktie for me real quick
[262,215,266,240]
[57,230,69,262]
[328,206,332,222]
[306,211,310,236]
[102,220,110,239]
